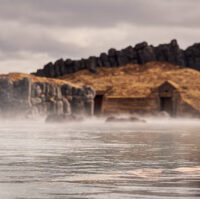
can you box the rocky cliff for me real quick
[0,73,95,119]
[33,39,200,77]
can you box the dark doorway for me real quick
[94,95,103,115]
[160,97,173,115]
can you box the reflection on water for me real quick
[0,118,199,199]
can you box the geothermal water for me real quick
[0,118,199,199]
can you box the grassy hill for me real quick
[58,61,200,112]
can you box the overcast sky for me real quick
[0,0,200,73]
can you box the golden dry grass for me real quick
[59,61,200,111]
[0,72,80,87]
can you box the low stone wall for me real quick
[33,39,200,77]
[0,77,95,119]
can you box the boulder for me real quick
[108,48,118,67]
[56,59,65,76]
[43,62,55,77]
[35,69,44,77]
[108,48,117,56]
[100,53,111,67]
[116,50,130,66]
[80,59,87,69]
[155,39,185,67]
[96,57,103,67]
[105,116,146,123]
[137,46,156,64]
[54,59,64,77]
[122,46,135,60]
[184,43,200,70]
[135,42,148,50]
[65,59,74,74]
[74,60,82,72]
[86,56,98,73]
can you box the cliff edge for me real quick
[0,73,95,119]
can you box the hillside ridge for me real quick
[58,61,200,114]
[33,39,200,78]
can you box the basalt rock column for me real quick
[33,39,200,77]
[0,77,95,119]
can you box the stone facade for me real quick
[0,77,95,119]
[95,81,200,117]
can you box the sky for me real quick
[0,0,200,74]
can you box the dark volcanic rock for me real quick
[33,39,200,77]
[86,56,98,73]
[35,69,44,77]
[121,46,137,64]
[108,48,118,67]
[73,60,81,72]
[105,116,146,123]
[116,51,128,65]
[137,45,156,64]
[135,42,148,50]
[155,39,185,67]
[100,53,111,67]
[65,59,74,74]
[54,59,64,77]
[184,43,200,70]
[43,62,55,77]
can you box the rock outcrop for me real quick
[0,75,95,119]
[33,40,200,77]
[105,116,146,123]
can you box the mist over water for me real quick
[0,117,200,199]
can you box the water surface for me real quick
[0,118,199,199]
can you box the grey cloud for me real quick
[0,0,199,28]
[0,34,82,59]
[0,22,90,61]
[0,0,200,73]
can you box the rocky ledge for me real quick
[33,39,200,77]
[0,74,95,120]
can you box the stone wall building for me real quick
[59,62,200,117]
[97,81,198,117]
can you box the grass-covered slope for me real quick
[58,61,200,112]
